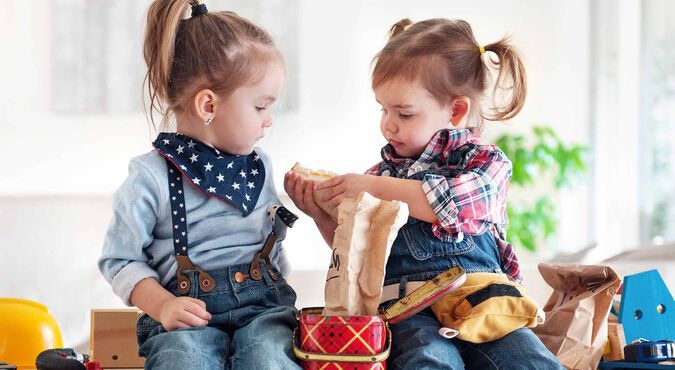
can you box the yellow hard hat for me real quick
[0,298,63,369]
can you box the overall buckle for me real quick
[175,255,216,294]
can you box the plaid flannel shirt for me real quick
[366,129,522,282]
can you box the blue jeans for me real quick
[136,263,301,369]
[388,308,564,370]
[383,220,563,369]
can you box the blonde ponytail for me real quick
[483,37,528,121]
[143,0,190,129]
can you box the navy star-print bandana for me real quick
[152,133,265,216]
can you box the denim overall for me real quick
[383,217,503,293]
[135,159,300,369]
[381,172,563,370]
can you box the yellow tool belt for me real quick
[431,273,544,343]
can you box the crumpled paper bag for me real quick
[323,191,408,316]
[532,263,621,370]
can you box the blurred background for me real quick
[1,0,674,349]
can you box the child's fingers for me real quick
[178,303,210,326]
[284,172,297,193]
[299,179,308,203]
[319,186,344,207]
[321,181,345,201]
[284,178,296,201]
[326,194,343,209]
[285,172,304,205]
[302,180,315,205]
[177,310,209,327]
[288,174,312,212]
[186,297,207,309]
[183,309,211,324]
[185,300,211,321]
[314,175,342,190]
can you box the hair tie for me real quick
[191,3,208,17]
[403,24,413,31]
[479,45,486,55]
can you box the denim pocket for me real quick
[136,313,165,349]
[455,232,502,273]
[274,280,297,307]
[402,219,475,261]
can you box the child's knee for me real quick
[389,321,463,368]
[390,335,463,370]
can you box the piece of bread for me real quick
[291,162,339,219]
[291,162,337,183]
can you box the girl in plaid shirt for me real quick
[286,18,563,369]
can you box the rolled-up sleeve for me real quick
[98,160,163,306]
[421,146,512,239]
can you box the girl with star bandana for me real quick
[98,1,300,368]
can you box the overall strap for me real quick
[248,206,298,281]
[249,232,279,281]
[165,158,215,294]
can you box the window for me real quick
[51,0,299,114]
[591,0,675,252]
[640,0,675,244]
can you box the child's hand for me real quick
[314,174,376,208]
[158,296,211,331]
[284,170,328,219]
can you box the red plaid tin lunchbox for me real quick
[293,267,466,369]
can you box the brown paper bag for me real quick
[532,263,621,370]
[604,322,626,361]
[323,191,408,316]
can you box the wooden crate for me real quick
[90,309,145,368]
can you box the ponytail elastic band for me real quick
[403,24,413,31]
[191,3,208,17]
[479,45,486,55]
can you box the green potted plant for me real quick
[494,126,588,251]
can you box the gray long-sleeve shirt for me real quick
[98,148,290,305]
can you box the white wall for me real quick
[272,0,593,266]
[1,0,593,256]
[0,0,595,347]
